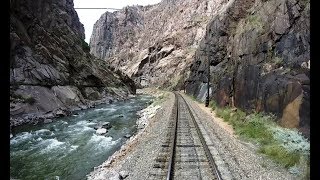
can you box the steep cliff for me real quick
[10,0,136,127]
[90,0,309,136]
[186,0,310,136]
[90,0,231,88]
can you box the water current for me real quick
[10,94,153,179]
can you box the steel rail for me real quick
[178,93,223,180]
[166,92,179,180]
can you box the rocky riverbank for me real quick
[87,88,171,179]
[10,90,129,129]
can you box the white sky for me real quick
[74,0,162,43]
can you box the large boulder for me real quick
[96,128,107,135]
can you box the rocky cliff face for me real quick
[90,0,231,88]
[90,0,309,136]
[10,0,136,127]
[186,0,310,136]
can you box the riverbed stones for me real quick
[43,119,53,124]
[55,109,66,117]
[94,122,112,130]
[123,134,131,138]
[96,128,107,135]
[101,122,112,129]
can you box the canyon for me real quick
[10,0,136,127]
[90,0,310,136]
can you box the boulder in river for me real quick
[94,125,100,130]
[55,109,66,117]
[94,122,112,130]
[124,134,131,138]
[96,128,107,135]
[101,122,112,129]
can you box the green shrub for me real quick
[209,100,217,110]
[273,56,284,67]
[210,103,309,173]
[81,39,90,52]
[24,96,36,105]
[237,120,274,145]
[215,107,224,118]
[259,144,301,168]
[11,93,24,100]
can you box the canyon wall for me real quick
[10,0,136,127]
[186,0,310,136]
[90,0,231,88]
[90,0,309,136]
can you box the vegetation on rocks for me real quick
[81,39,90,52]
[24,96,36,105]
[208,99,310,179]
[151,91,169,106]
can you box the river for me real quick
[10,94,154,179]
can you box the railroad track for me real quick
[149,92,222,180]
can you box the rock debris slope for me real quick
[10,0,136,127]
[90,0,231,88]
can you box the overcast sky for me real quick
[74,0,162,43]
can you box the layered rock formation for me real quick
[186,0,310,136]
[90,0,231,88]
[90,0,309,136]
[10,0,136,127]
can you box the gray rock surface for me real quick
[96,128,108,135]
[10,0,136,127]
[90,0,230,88]
[90,0,309,136]
[185,0,310,137]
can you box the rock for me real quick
[80,105,88,110]
[124,134,131,138]
[10,0,136,128]
[101,122,112,129]
[95,122,112,130]
[94,125,101,130]
[55,109,66,117]
[90,0,222,88]
[83,87,101,100]
[119,170,129,179]
[43,119,53,124]
[106,171,121,180]
[294,74,309,85]
[184,0,309,136]
[96,128,107,135]
[10,134,13,139]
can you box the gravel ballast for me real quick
[87,90,295,180]
[87,90,175,180]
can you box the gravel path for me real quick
[87,90,296,180]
